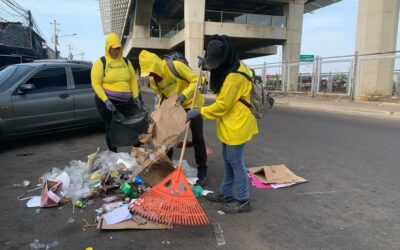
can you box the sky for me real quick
[0,0,399,64]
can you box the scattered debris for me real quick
[248,164,307,189]
[66,217,76,224]
[82,218,97,231]
[213,223,225,246]
[29,239,59,249]
[26,196,41,208]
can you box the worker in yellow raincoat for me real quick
[187,35,258,214]
[91,32,141,152]
[139,50,209,187]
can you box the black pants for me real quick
[95,95,134,152]
[167,112,208,175]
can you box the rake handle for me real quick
[177,51,206,171]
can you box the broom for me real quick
[130,54,209,226]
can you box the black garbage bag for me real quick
[109,103,150,147]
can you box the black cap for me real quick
[204,40,225,69]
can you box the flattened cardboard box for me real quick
[131,148,175,186]
[248,164,307,184]
[97,217,170,230]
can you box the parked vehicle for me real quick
[0,60,102,142]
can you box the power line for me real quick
[1,0,27,17]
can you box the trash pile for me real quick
[19,146,207,230]
[17,96,214,231]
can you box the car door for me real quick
[11,66,75,134]
[69,66,101,124]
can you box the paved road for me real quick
[1,92,400,249]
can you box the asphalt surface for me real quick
[1,92,400,249]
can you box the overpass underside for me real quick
[99,0,340,91]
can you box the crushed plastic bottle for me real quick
[213,223,226,246]
[66,217,75,224]
[30,239,60,249]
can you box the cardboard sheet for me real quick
[131,148,175,186]
[248,164,307,184]
[97,217,170,230]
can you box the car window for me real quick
[24,67,67,93]
[72,67,91,89]
[0,65,32,91]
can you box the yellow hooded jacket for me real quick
[139,50,204,109]
[200,62,259,145]
[91,32,139,102]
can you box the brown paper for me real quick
[150,93,187,148]
[248,164,307,184]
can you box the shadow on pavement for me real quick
[0,125,105,152]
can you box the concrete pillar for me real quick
[355,0,400,98]
[133,0,154,39]
[283,0,305,91]
[184,0,205,71]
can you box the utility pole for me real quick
[73,51,85,60]
[27,10,33,50]
[66,43,73,60]
[50,20,60,59]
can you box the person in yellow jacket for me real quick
[187,35,258,213]
[91,32,141,152]
[139,50,208,187]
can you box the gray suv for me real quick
[0,60,102,141]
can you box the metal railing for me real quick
[150,20,185,38]
[246,52,400,98]
[205,10,286,27]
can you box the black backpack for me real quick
[163,51,190,81]
[100,56,129,76]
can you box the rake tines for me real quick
[129,165,209,226]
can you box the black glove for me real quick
[186,109,200,123]
[133,97,143,108]
[176,94,187,105]
[105,99,116,111]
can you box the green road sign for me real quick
[300,54,314,62]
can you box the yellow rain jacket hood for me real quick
[91,32,138,102]
[139,50,204,109]
[201,62,258,145]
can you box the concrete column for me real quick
[355,0,400,98]
[184,0,205,71]
[283,0,305,91]
[133,0,154,39]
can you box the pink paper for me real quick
[248,172,272,189]
[248,172,296,189]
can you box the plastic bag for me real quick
[109,103,150,147]
[93,151,139,174]
[173,160,197,178]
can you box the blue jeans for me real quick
[220,143,250,201]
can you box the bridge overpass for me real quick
[99,0,339,68]
[98,0,400,98]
